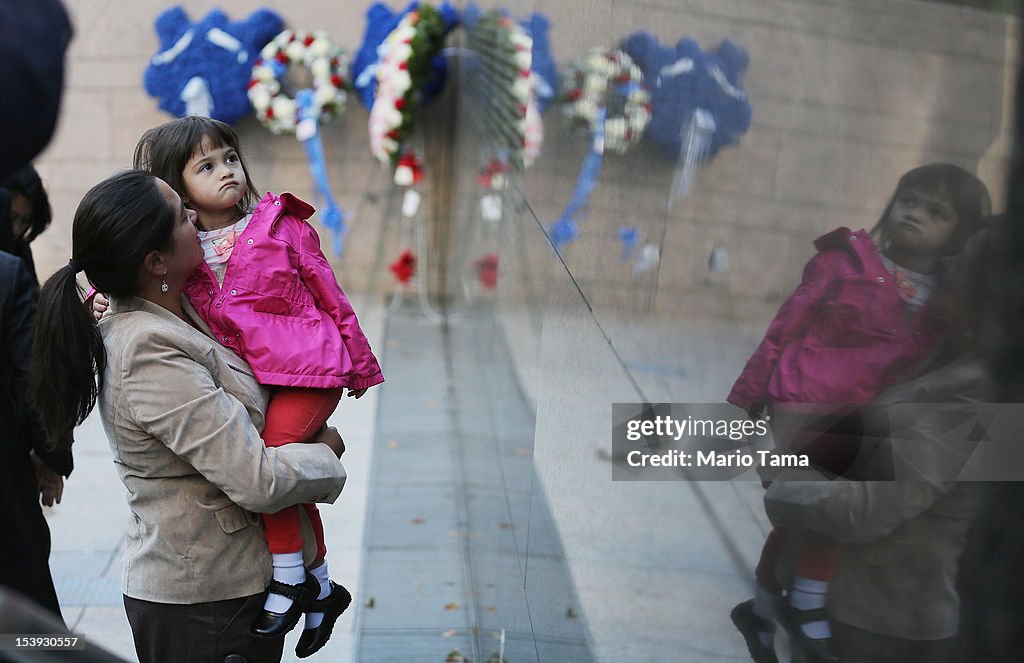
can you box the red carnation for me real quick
[265,108,275,119]
[330,74,344,88]
[387,129,399,139]
[567,89,582,102]
[390,249,417,284]
[247,79,259,89]
[395,97,407,110]
[474,254,499,290]
[397,153,424,184]
[275,52,289,65]
[303,35,315,46]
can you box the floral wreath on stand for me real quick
[369,4,448,287]
[247,28,352,255]
[548,48,651,252]
[467,12,543,172]
[369,4,447,183]
[248,29,349,134]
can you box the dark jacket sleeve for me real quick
[0,0,72,180]
[0,252,73,476]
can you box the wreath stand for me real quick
[367,129,442,323]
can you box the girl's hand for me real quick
[91,292,110,321]
[347,388,368,399]
[314,426,346,458]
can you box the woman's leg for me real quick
[124,593,286,663]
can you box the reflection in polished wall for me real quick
[446,1,1016,662]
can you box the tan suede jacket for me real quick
[97,296,346,604]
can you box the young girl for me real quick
[133,116,383,656]
[727,163,990,663]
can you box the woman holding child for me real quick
[30,170,347,663]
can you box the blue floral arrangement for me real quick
[143,6,283,124]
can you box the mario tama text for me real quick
[611,403,802,481]
[625,448,809,470]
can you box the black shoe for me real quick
[776,603,840,662]
[251,572,320,638]
[295,581,353,658]
[730,599,779,663]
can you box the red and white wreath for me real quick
[248,29,349,135]
[562,48,650,154]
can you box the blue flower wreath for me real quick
[143,6,283,124]
[352,1,459,111]
[621,31,751,159]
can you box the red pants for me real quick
[260,387,344,560]
[756,527,840,589]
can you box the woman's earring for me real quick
[161,278,169,294]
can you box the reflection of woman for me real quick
[763,238,987,663]
[0,248,72,620]
[30,171,348,663]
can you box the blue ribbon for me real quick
[549,107,606,253]
[619,226,639,262]
[295,89,347,255]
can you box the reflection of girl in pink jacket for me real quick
[134,117,378,656]
[728,164,989,663]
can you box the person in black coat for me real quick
[0,248,73,621]
[0,0,72,181]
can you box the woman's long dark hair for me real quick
[2,164,52,243]
[30,170,175,447]
[870,163,991,259]
[133,115,259,220]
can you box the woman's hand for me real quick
[30,451,64,506]
[347,388,367,399]
[313,426,346,458]
[91,292,110,321]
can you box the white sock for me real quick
[753,583,778,648]
[790,574,831,640]
[304,559,332,630]
[264,551,305,614]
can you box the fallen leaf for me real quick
[364,597,375,608]
[499,522,515,530]
[566,606,577,619]
[411,518,427,525]
[445,602,461,611]
[442,629,458,638]
[513,447,531,457]
[445,650,466,662]
[387,440,400,449]
[485,605,497,613]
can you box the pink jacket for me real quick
[728,228,940,411]
[184,192,383,390]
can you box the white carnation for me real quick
[314,85,336,107]
[272,97,296,121]
[285,41,305,63]
[311,58,330,79]
[249,87,272,111]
